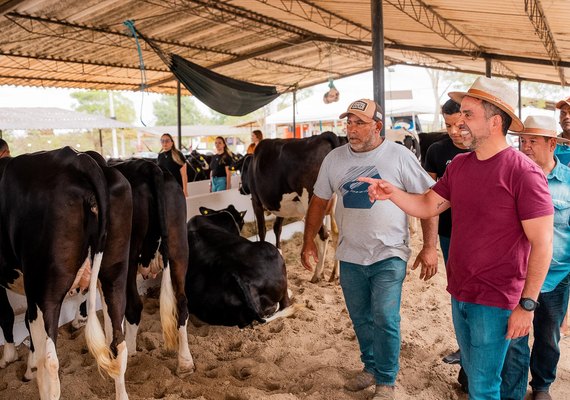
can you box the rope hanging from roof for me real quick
[125,22,281,116]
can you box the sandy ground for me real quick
[0,229,568,400]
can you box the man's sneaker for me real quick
[532,391,552,400]
[442,349,461,364]
[372,384,396,400]
[344,369,375,391]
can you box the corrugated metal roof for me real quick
[0,107,133,129]
[0,0,567,96]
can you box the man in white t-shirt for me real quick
[301,99,438,400]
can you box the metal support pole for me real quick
[371,0,385,136]
[292,90,297,138]
[485,58,492,78]
[177,81,182,150]
[517,78,522,119]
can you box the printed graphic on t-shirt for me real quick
[340,166,380,209]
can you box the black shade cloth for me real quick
[134,27,280,116]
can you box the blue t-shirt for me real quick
[542,156,570,292]
[554,143,570,166]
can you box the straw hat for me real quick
[339,99,383,123]
[510,115,569,144]
[448,76,524,132]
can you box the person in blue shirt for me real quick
[554,97,570,166]
[501,115,570,400]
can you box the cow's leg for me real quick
[251,195,266,241]
[328,260,340,283]
[0,288,18,368]
[98,266,129,400]
[164,208,194,376]
[23,313,36,382]
[71,297,88,330]
[273,217,284,249]
[28,303,61,400]
[165,245,194,377]
[124,258,142,355]
[311,225,330,283]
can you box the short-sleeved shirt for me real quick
[542,156,570,292]
[554,143,570,166]
[314,140,435,265]
[210,153,231,178]
[423,137,470,237]
[432,147,553,310]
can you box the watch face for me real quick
[521,298,536,311]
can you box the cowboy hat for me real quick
[510,115,569,144]
[448,76,524,132]
[555,96,570,109]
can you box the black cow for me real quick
[73,158,195,377]
[186,205,294,328]
[239,131,345,283]
[418,131,448,167]
[0,147,130,400]
[185,150,210,182]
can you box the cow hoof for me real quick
[0,343,19,367]
[176,363,195,378]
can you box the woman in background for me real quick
[210,136,232,192]
[246,130,263,154]
[157,133,188,197]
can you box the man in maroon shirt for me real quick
[360,77,553,399]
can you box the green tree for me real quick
[153,95,210,125]
[70,91,136,123]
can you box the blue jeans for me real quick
[452,298,512,400]
[500,272,570,398]
[339,257,406,386]
[439,235,451,267]
[211,176,227,192]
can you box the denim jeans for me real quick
[211,176,227,192]
[439,235,451,267]
[339,257,406,386]
[451,298,512,400]
[500,272,570,398]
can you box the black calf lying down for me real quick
[186,205,295,328]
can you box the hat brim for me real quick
[555,99,570,110]
[338,111,376,123]
[448,91,524,132]
[509,130,570,144]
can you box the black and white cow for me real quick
[239,131,344,283]
[186,205,295,328]
[110,158,194,376]
[0,147,130,400]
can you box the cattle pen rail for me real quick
[0,177,305,346]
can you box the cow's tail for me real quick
[152,165,178,350]
[74,152,119,377]
[85,251,121,378]
[263,303,304,323]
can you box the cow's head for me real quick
[199,205,247,234]
[238,154,253,195]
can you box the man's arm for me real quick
[358,177,450,218]
[506,214,554,339]
[301,195,329,271]
[412,216,439,280]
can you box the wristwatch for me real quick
[519,297,539,312]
